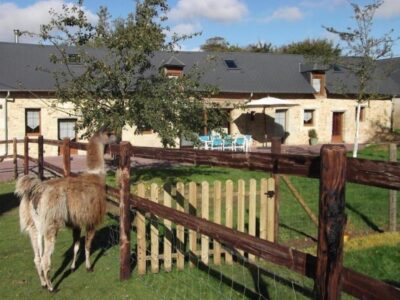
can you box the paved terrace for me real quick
[0,144,361,182]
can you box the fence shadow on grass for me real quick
[345,203,384,233]
[0,192,19,216]
[52,213,121,290]
[129,166,230,186]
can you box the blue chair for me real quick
[234,137,246,152]
[211,137,223,150]
[198,135,210,150]
[223,136,234,151]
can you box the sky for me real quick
[0,0,399,55]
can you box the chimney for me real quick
[13,29,20,43]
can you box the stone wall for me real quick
[1,96,393,158]
[393,98,400,129]
[226,97,392,146]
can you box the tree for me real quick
[278,38,341,61]
[200,36,242,52]
[325,0,395,157]
[245,41,274,53]
[40,0,227,147]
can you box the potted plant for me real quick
[308,129,318,145]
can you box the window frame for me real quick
[25,108,41,136]
[355,106,366,122]
[57,118,77,141]
[303,109,315,126]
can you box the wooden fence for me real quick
[3,136,400,300]
[132,178,275,274]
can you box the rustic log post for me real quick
[389,143,397,232]
[38,135,44,180]
[119,142,132,281]
[271,137,281,241]
[24,136,29,175]
[314,145,347,300]
[62,138,71,177]
[13,138,18,179]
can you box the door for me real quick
[58,119,78,155]
[275,109,287,142]
[332,112,344,143]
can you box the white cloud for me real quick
[0,0,97,43]
[169,0,248,23]
[170,23,202,36]
[376,0,400,19]
[265,6,304,22]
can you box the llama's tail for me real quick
[15,175,44,233]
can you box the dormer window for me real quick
[312,78,321,93]
[311,72,325,96]
[67,54,81,64]
[225,59,239,69]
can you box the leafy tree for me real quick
[278,38,341,61]
[200,36,242,52]
[325,0,395,157]
[245,41,274,53]
[40,0,227,147]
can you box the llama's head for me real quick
[87,129,117,174]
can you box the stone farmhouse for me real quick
[0,41,399,156]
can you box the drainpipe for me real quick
[1,91,10,157]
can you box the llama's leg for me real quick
[41,232,56,292]
[28,227,46,288]
[70,228,81,271]
[85,227,96,272]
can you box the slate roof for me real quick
[1,41,399,96]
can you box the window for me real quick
[25,109,40,135]
[312,78,321,93]
[58,119,77,141]
[225,59,239,69]
[67,54,81,64]
[303,109,315,126]
[355,106,366,122]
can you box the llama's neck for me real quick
[86,137,105,174]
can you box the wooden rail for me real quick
[8,138,400,190]
[129,146,400,190]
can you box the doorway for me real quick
[332,112,344,143]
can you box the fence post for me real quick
[163,185,172,272]
[13,138,18,179]
[271,137,281,241]
[225,180,233,264]
[201,181,209,265]
[136,183,146,275]
[213,180,222,265]
[24,136,29,175]
[150,183,159,273]
[314,145,347,300]
[62,138,71,177]
[188,181,197,268]
[119,142,132,281]
[248,179,257,261]
[389,143,397,232]
[38,135,44,180]
[176,182,185,270]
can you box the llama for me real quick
[15,130,116,292]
